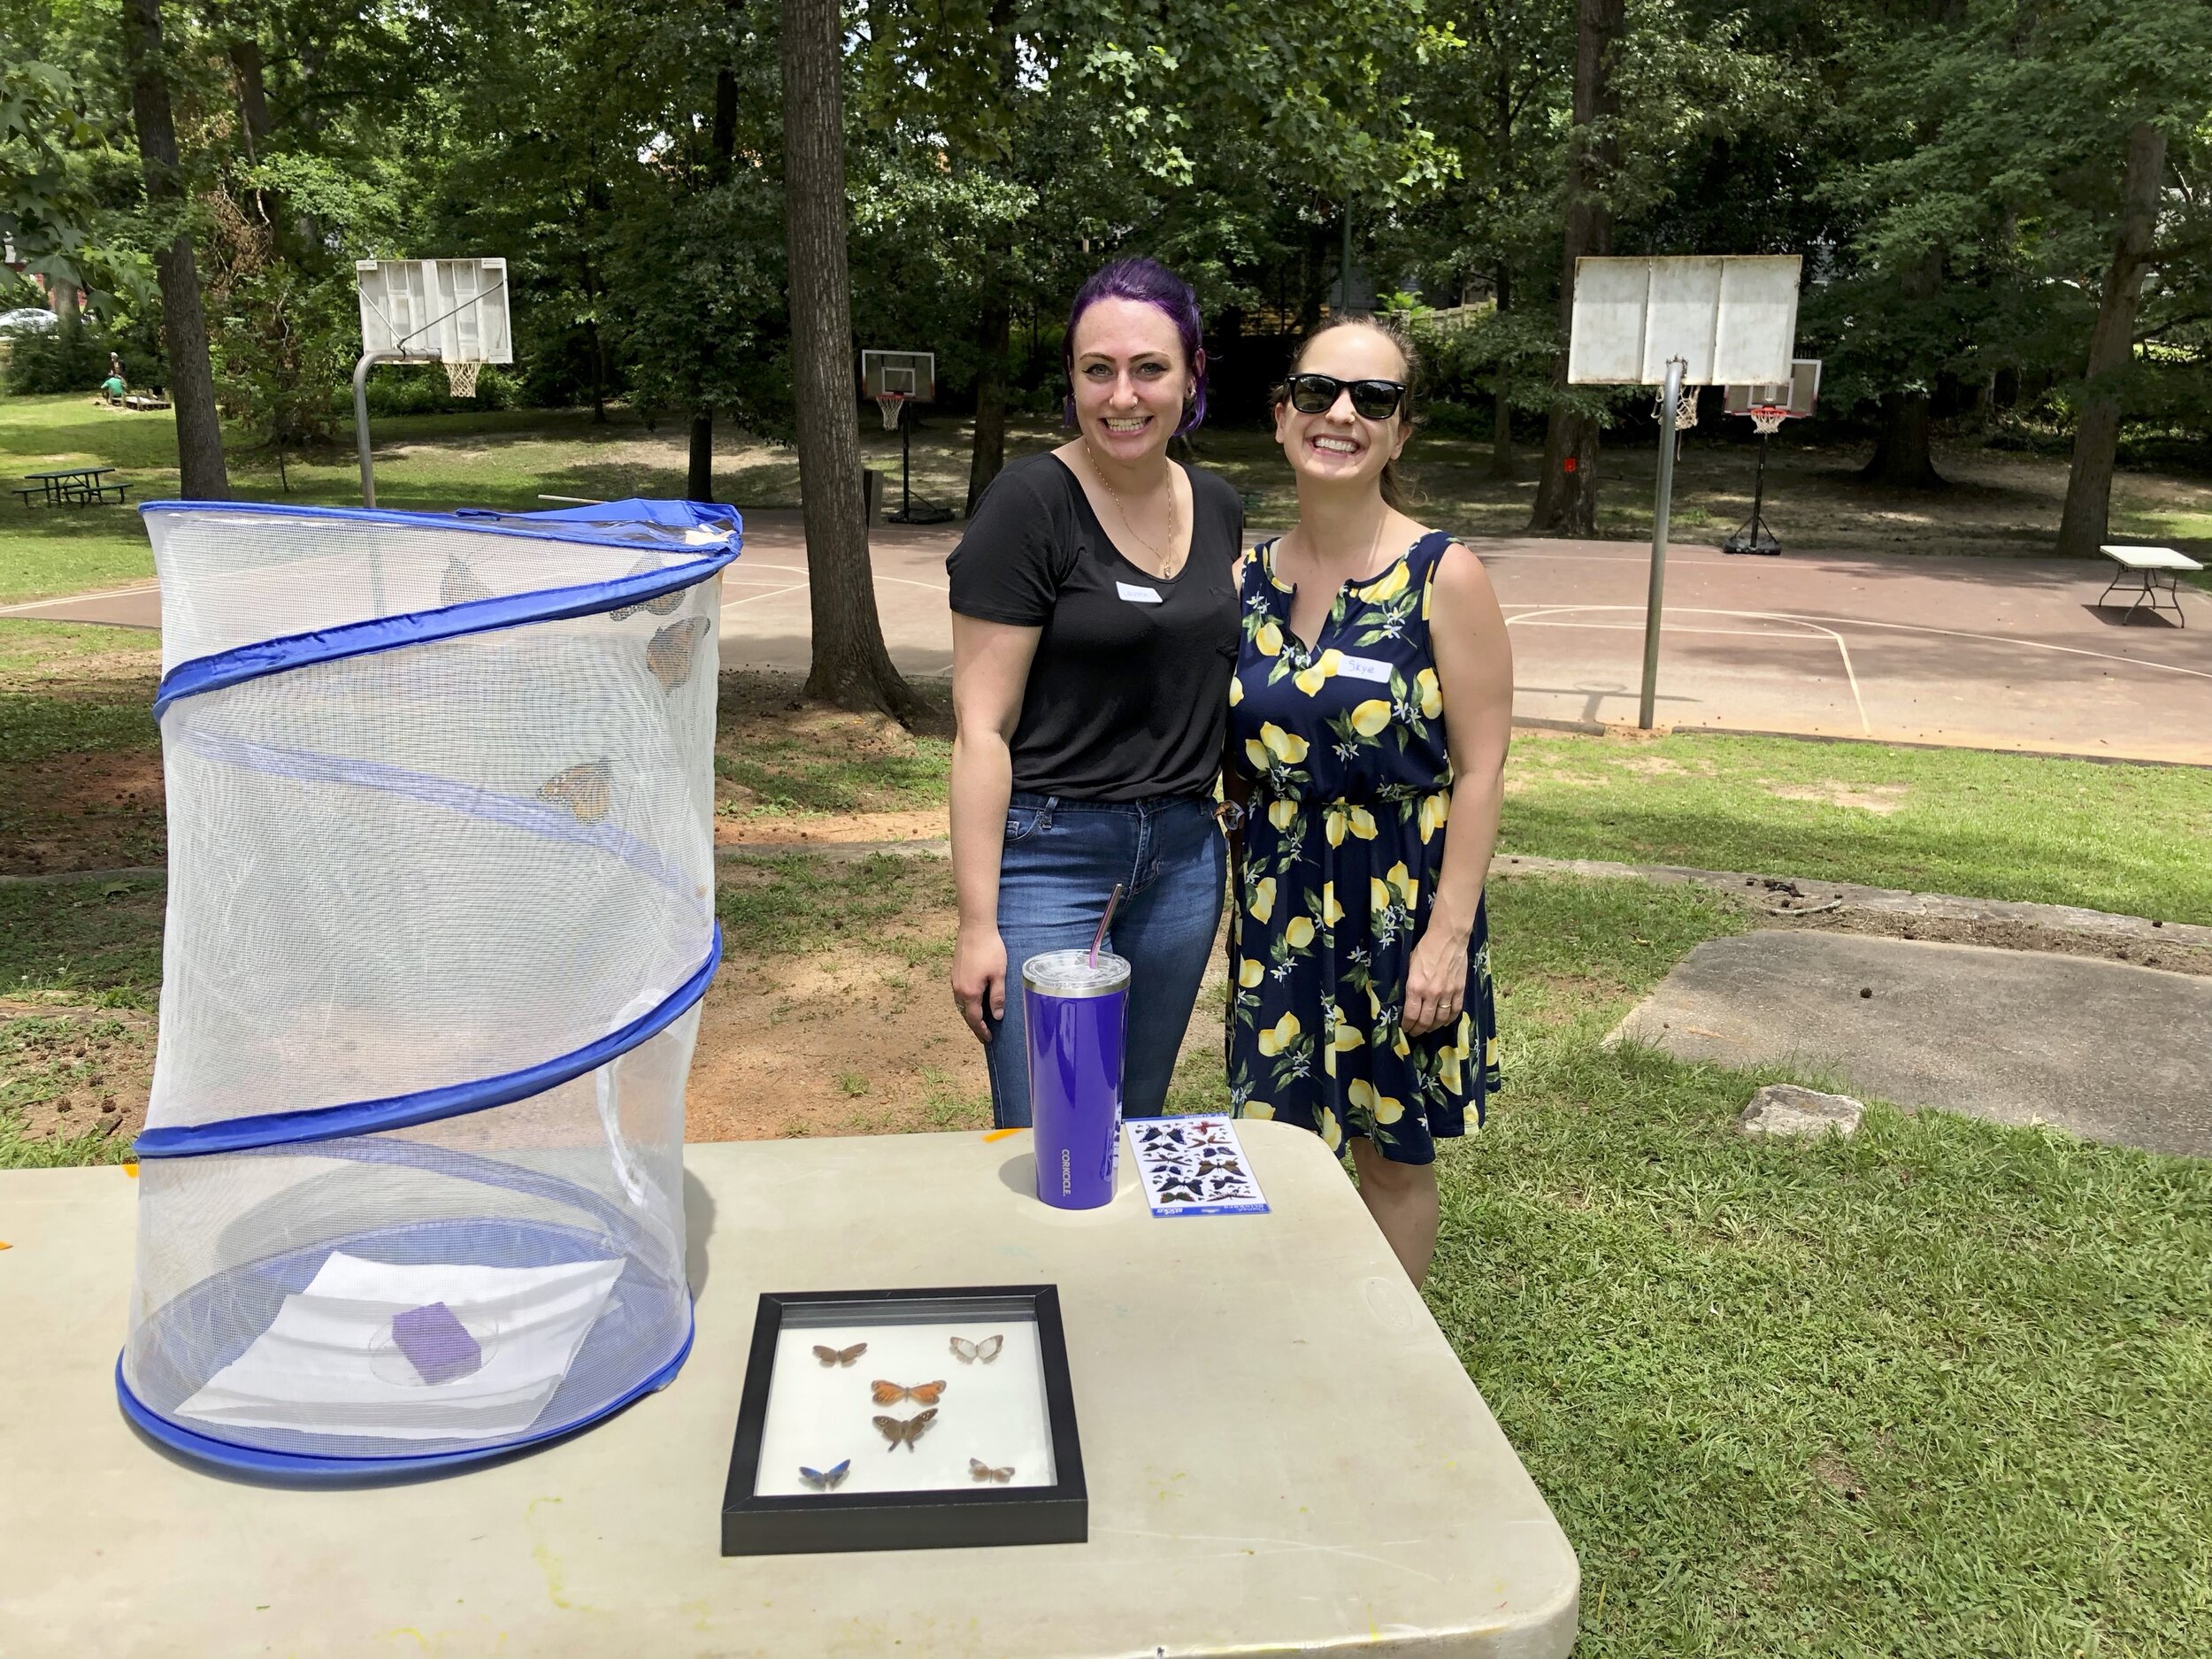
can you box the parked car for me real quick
[0,306,60,335]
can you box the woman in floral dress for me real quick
[1225,317,1514,1285]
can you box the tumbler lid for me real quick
[1021,949,1131,997]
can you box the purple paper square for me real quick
[390,1301,481,1385]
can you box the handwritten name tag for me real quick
[1333,654,1394,683]
[1116,581,1163,605]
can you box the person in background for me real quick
[1224,315,1513,1286]
[947,256,1244,1127]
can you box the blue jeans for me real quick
[986,791,1225,1129]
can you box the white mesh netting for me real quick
[120,501,736,1471]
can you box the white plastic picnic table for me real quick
[0,1125,1578,1658]
[2098,543,2202,625]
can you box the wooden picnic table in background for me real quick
[14,466,127,509]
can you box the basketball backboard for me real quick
[861,350,935,402]
[1568,255,1800,387]
[357,258,512,364]
[1725,358,1821,418]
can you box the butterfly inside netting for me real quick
[811,1342,867,1367]
[873,1408,937,1452]
[537,759,612,823]
[440,556,493,605]
[646,615,710,692]
[611,557,686,620]
[871,1379,946,1406]
[797,1459,849,1491]
[949,1334,1002,1364]
[969,1459,1015,1483]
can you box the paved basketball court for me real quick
[9,512,2208,764]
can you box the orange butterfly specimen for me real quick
[811,1342,867,1367]
[538,759,612,823]
[873,1408,937,1452]
[949,1334,1003,1364]
[969,1459,1015,1484]
[646,616,710,692]
[870,1379,946,1407]
[611,557,687,620]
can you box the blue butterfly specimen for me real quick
[798,1459,850,1491]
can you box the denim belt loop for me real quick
[1038,795,1058,833]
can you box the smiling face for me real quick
[1068,297,1201,467]
[1273,322,1411,493]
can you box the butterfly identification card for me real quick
[1125,1115,1270,1217]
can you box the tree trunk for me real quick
[123,0,227,500]
[1859,250,1946,489]
[687,412,715,502]
[964,0,1019,514]
[965,251,1012,513]
[781,0,920,718]
[1489,265,1515,480]
[2057,121,2166,559]
[1527,0,1622,537]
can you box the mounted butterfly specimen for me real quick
[811,1342,868,1367]
[949,1334,1003,1365]
[538,759,612,823]
[646,615,710,692]
[611,556,687,621]
[870,1379,946,1406]
[873,1409,937,1452]
[969,1459,1015,1484]
[797,1460,850,1491]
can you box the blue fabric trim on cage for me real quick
[132,926,722,1158]
[141,495,742,552]
[113,1312,695,1479]
[152,549,736,719]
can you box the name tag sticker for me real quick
[1335,655,1394,683]
[1116,581,1163,605]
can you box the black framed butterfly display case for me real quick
[721,1286,1086,1555]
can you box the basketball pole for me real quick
[1638,355,1685,731]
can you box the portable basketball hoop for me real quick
[1569,254,1803,727]
[354,257,514,508]
[860,350,953,525]
[1722,360,1820,557]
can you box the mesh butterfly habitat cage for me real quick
[117,498,739,1478]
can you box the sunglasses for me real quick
[1286,373,1407,420]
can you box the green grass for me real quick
[0,876,167,1010]
[715,731,951,817]
[1425,873,2212,1658]
[1502,729,2212,923]
[0,1013,140,1167]
[714,852,956,959]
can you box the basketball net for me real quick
[1749,409,1787,436]
[1655,384,1700,432]
[875,391,908,431]
[444,358,483,399]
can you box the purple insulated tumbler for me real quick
[1023,949,1130,1209]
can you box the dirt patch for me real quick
[0,748,166,875]
[717,810,943,847]
[1766,780,1911,816]
[687,936,987,1141]
[1771,905,2212,977]
[0,998,155,1148]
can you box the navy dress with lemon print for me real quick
[1227,529,1502,1164]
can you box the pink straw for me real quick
[1089,883,1125,970]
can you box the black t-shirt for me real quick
[948,452,1243,800]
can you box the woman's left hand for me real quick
[1402,925,1470,1039]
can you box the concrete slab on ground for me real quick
[11,519,2210,763]
[1612,931,2212,1157]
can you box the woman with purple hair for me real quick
[946,257,1244,1126]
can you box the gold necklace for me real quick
[1089,452,1184,579]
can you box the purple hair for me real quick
[1062,256,1209,435]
